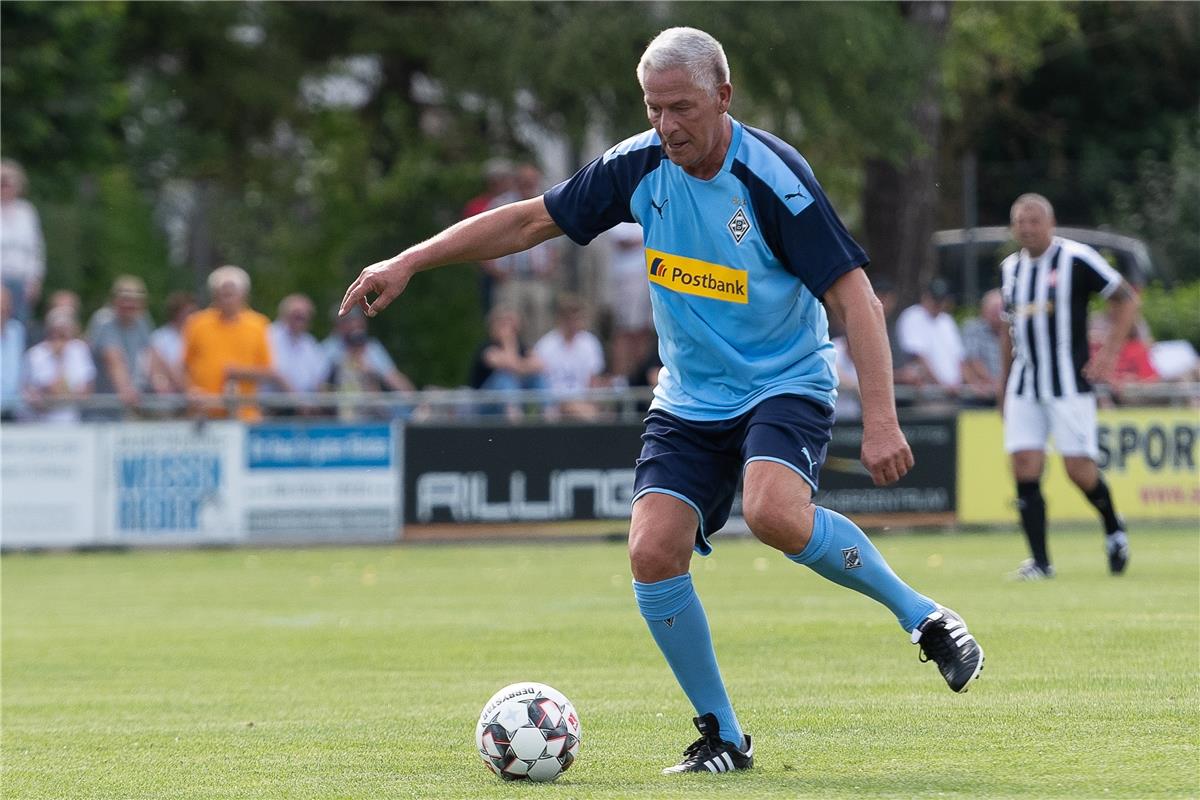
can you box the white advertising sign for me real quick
[242,423,400,542]
[1,425,101,548]
[101,422,243,545]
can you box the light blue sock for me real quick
[787,506,937,632]
[633,574,744,748]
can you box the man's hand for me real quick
[1083,349,1117,384]
[117,385,140,407]
[861,421,914,486]
[340,257,413,318]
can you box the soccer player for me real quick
[999,193,1138,580]
[341,27,983,774]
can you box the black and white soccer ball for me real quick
[476,682,581,782]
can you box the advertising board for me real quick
[102,422,243,544]
[957,409,1200,523]
[243,423,400,541]
[405,424,638,524]
[404,418,957,525]
[0,425,101,547]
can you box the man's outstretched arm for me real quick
[340,197,563,318]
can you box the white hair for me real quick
[1010,193,1055,222]
[207,264,251,297]
[637,27,730,96]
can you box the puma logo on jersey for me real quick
[650,197,669,218]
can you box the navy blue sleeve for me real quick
[735,128,868,298]
[543,144,662,246]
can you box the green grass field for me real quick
[3,526,1197,799]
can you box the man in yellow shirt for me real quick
[183,265,287,420]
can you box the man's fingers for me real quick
[867,448,912,486]
[339,276,367,316]
[872,464,896,487]
[364,285,401,317]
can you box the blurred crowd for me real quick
[1,157,1194,425]
[831,277,1200,420]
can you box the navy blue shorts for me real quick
[633,394,833,555]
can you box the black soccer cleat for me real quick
[662,713,753,775]
[1106,530,1130,575]
[912,607,984,693]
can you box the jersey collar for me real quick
[720,117,743,176]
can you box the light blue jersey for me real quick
[544,118,867,421]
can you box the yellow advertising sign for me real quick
[645,248,749,304]
[957,408,1200,523]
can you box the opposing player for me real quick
[341,27,983,774]
[999,194,1138,580]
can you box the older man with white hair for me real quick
[268,293,327,412]
[340,27,983,773]
[182,265,285,420]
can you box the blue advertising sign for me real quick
[247,424,392,470]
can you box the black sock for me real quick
[1084,477,1123,536]
[1016,480,1049,568]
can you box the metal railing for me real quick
[3,381,1197,425]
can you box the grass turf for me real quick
[2,525,1197,799]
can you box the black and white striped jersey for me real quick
[1000,236,1123,400]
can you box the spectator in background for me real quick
[46,289,82,314]
[870,278,922,392]
[149,291,197,393]
[25,289,82,346]
[533,294,606,421]
[960,289,1005,406]
[484,162,560,340]
[464,158,515,312]
[183,265,283,420]
[322,305,414,420]
[1089,310,1160,404]
[831,334,861,420]
[0,160,45,325]
[631,345,663,391]
[468,306,545,421]
[89,275,157,418]
[23,307,94,423]
[896,277,964,396]
[1,285,26,420]
[268,293,327,413]
[601,221,653,382]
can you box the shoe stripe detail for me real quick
[722,752,734,771]
[705,759,719,773]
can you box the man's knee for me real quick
[628,493,697,583]
[742,494,792,543]
[742,462,815,553]
[1010,450,1045,482]
[1063,457,1098,490]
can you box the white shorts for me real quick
[1003,392,1099,459]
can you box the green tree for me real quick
[967,1,1200,280]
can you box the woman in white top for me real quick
[23,307,95,422]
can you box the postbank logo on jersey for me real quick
[645,248,748,304]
